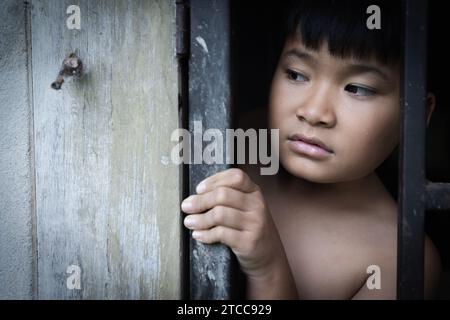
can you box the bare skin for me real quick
[241,162,440,299]
[182,36,441,299]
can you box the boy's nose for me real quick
[295,85,337,128]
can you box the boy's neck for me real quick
[278,166,385,207]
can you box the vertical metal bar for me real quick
[188,0,237,299]
[397,0,428,300]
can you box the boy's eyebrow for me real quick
[284,48,390,82]
[284,49,316,65]
[344,64,390,82]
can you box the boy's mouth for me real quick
[287,133,334,158]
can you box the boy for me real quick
[181,0,441,299]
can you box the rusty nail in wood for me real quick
[51,52,83,90]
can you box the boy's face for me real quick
[269,36,401,183]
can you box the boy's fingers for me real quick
[195,168,259,194]
[184,206,245,231]
[182,186,247,213]
[192,226,242,249]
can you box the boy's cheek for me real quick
[337,133,395,175]
[269,82,301,115]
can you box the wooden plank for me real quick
[0,0,35,299]
[31,0,180,299]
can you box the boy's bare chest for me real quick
[265,191,382,299]
[241,165,396,298]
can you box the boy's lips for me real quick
[287,133,334,159]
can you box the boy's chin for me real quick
[282,159,376,186]
[281,160,337,184]
[280,158,361,184]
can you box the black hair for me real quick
[279,0,402,66]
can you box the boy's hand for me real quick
[181,168,288,281]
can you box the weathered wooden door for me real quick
[0,0,181,299]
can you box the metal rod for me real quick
[188,0,238,299]
[397,0,428,300]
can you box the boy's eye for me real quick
[285,69,308,82]
[345,84,376,97]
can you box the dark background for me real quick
[230,0,450,298]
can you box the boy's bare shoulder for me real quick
[349,198,441,299]
[238,166,442,299]
[333,191,441,299]
[350,200,399,299]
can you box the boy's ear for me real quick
[426,93,436,127]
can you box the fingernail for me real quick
[181,200,193,211]
[196,181,206,194]
[192,230,201,239]
[184,216,194,228]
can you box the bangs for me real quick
[284,0,402,66]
